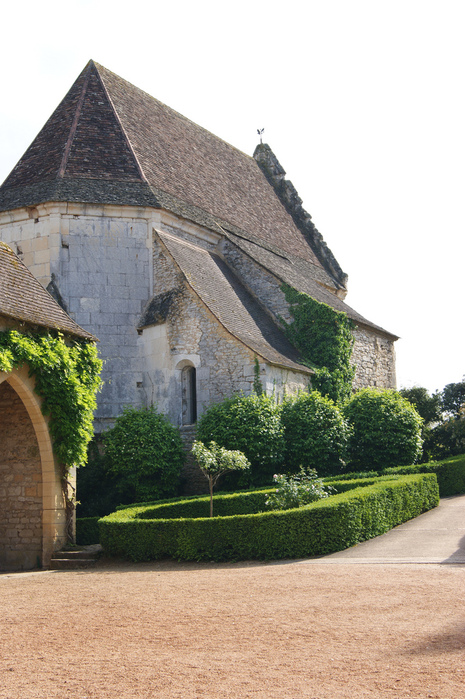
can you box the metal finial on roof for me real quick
[257,128,264,144]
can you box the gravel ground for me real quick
[1,558,464,698]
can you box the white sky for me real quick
[1,0,463,394]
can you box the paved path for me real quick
[305,494,465,564]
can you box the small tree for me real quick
[196,394,284,486]
[192,441,250,516]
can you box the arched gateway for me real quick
[0,241,97,570]
[0,367,63,569]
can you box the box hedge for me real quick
[382,454,465,496]
[98,473,439,562]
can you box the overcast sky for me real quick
[1,0,463,394]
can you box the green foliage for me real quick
[400,381,465,462]
[265,467,334,510]
[399,386,442,462]
[76,439,121,517]
[196,393,285,486]
[99,474,439,562]
[399,386,442,426]
[192,441,250,516]
[441,381,465,418]
[192,441,250,479]
[343,388,423,471]
[103,406,185,504]
[281,390,351,476]
[424,419,465,462]
[253,356,263,396]
[0,329,102,469]
[280,284,356,403]
[382,453,465,497]
[76,517,100,545]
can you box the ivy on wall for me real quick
[280,284,356,403]
[0,330,102,470]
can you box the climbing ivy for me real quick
[0,330,102,469]
[280,284,356,403]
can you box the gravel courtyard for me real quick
[1,558,464,698]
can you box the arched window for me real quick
[181,365,197,424]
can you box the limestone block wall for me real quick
[59,207,153,427]
[0,204,61,287]
[0,381,42,570]
[262,364,310,401]
[0,203,158,430]
[352,326,397,390]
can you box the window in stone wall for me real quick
[181,365,197,424]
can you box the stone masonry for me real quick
[0,381,42,570]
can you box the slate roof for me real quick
[154,231,312,374]
[0,242,95,339]
[0,60,397,340]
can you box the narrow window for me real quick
[181,366,197,424]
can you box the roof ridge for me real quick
[57,63,92,178]
[92,62,148,183]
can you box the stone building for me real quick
[0,241,95,570]
[0,61,397,433]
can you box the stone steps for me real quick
[49,544,102,570]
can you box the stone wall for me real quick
[221,237,397,391]
[0,202,158,430]
[352,326,397,389]
[0,382,42,570]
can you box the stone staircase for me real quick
[49,544,102,570]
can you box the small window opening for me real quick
[181,366,197,424]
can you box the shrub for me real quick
[281,390,350,476]
[196,394,284,486]
[265,468,334,510]
[99,474,439,562]
[343,388,423,471]
[103,406,185,504]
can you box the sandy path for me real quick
[1,559,464,698]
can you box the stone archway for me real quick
[0,366,65,570]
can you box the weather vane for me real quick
[257,128,264,144]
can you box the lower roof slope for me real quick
[154,231,312,374]
[0,242,95,340]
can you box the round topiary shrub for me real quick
[196,394,285,486]
[103,406,185,504]
[281,390,351,477]
[343,388,423,471]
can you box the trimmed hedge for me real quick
[383,454,465,497]
[98,474,439,562]
[76,517,100,546]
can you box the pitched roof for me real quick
[153,231,312,374]
[0,61,339,280]
[0,60,396,339]
[0,242,95,339]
